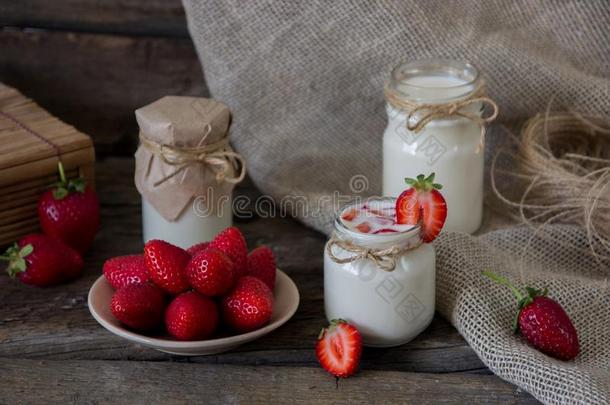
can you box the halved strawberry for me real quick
[315,319,362,378]
[395,173,447,243]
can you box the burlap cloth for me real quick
[182,1,610,403]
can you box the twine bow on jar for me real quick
[138,124,247,187]
[384,81,499,152]
[325,233,422,272]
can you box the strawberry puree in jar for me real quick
[324,198,435,347]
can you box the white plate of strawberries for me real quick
[88,227,299,355]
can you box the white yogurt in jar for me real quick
[142,197,232,249]
[382,59,485,234]
[324,198,435,347]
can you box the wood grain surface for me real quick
[0,30,206,156]
[0,0,188,37]
[0,158,537,403]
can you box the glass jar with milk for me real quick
[134,96,245,249]
[382,59,498,234]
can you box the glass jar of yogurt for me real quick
[383,59,497,234]
[324,198,435,347]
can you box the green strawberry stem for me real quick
[1,243,33,278]
[53,161,87,200]
[404,172,443,191]
[58,160,68,184]
[482,271,548,333]
[481,271,524,302]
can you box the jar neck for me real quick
[333,220,421,250]
[388,58,481,105]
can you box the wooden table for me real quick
[0,158,538,404]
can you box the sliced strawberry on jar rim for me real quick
[395,173,447,243]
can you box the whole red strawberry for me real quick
[209,227,248,278]
[316,319,362,378]
[221,276,273,333]
[186,241,210,256]
[483,271,579,360]
[165,291,218,340]
[186,248,235,296]
[247,246,276,290]
[103,255,150,290]
[1,234,83,287]
[395,173,447,243]
[144,240,190,294]
[110,282,166,331]
[38,162,99,254]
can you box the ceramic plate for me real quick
[88,269,299,355]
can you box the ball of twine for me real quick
[492,110,610,262]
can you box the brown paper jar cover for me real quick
[134,96,239,222]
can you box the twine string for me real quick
[384,81,499,152]
[0,110,62,160]
[325,233,422,272]
[139,126,246,187]
[491,110,610,263]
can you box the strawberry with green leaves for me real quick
[38,162,100,254]
[483,271,579,361]
[1,234,83,287]
[395,173,447,243]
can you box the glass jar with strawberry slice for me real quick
[324,173,447,347]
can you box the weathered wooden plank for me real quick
[0,30,206,156]
[0,158,486,374]
[0,0,188,37]
[0,359,537,404]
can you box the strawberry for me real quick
[103,254,150,290]
[395,173,447,243]
[165,291,218,340]
[186,248,235,296]
[341,208,357,221]
[209,227,248,278]
[247,246,276,290]
[110,282,166,331]
[221,276,273,333]
[186,241,210,256]
[483,271,579,361]
[316,319,362,378]
[1,234,83,287]
[355,222,371,233]
[38,162,100,254]
[144,240,190,294]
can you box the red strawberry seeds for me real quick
[186,248,235,296]
[144,240,191,294]
[209,227,248,278]
[1,233,83,287]
[103,254,150,290]
[246,246,276,290]
[221,276,273,333]
[395,173,447,243]
[110,282,166,331]
[186,241,210,257]
[483,271,579,360]
[316,319,362,378]
[165,291,219,340]
[38,162,99,254]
